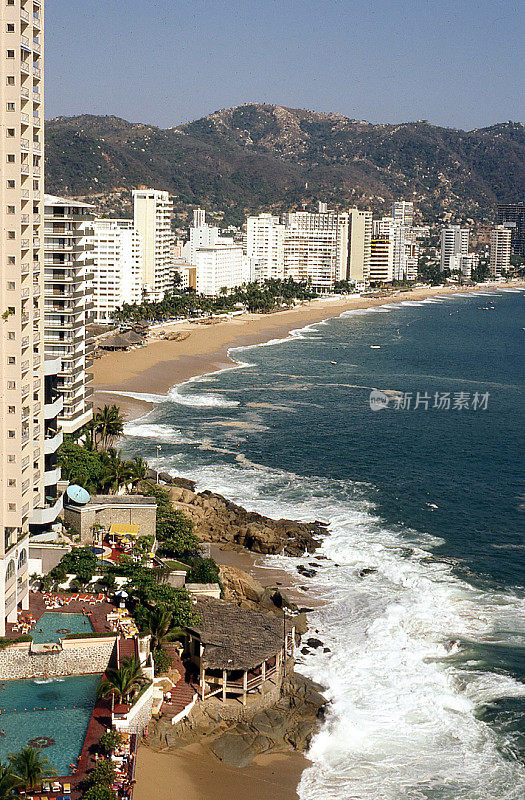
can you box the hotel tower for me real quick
[0,0,60,635]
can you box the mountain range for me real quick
[44,103,524,226]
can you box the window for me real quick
[7,381,15,389]
[6,23,14,32]
[18,550,26,568]
[8,431,15,439]
[8,407,15,414]
[6,154,15,162]
[7,1,15,6]
[6,128,15,137]
[7,282,15,290]
[7,332,15,340]
[6,180,15,188]
[6,560,15,579]
[7,256,15,264]
[6,76,14,85]
[6,50,14,58]
[6,102,14,111]
[7,505,16,514]
[7,479,15,487]
[7,205,15,214]
[7,455,15,463]
[8,356,15,364]
[7,231,15,239]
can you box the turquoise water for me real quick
[0,674,101,775]
[123,288,525,799]
[31,612,94,644]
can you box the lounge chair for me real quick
[63,783,71,793]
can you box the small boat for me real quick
[330,361,338,365]
[370,345,381,349]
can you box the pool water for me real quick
[31,612,94,644]
[0,674,101,775]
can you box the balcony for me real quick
[33,424,41,439]
[43,466,61,486]
[32,41,41,55]
[21,164,30,175]
[33,66,41,78]
[44,430,63,455]
[20,61,30,75]
[21,9,30,22]
[43,355,61,376]
[44,395,63,419]
[30,494,64,527]
[21,87,30,99]
[33,90,41,103]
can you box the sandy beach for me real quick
[134,744,308,800]
[99,280,522,800]
[93,283,520,421]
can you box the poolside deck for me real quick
[5,591,117,639]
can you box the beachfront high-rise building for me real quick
[496,202,525,257]
[392,201,414,227]
[132,189,173,299]
[91,219,143,323]
[348,208,372,288]
[43,195,94,434]
[246,213,285,282]
[489,225,512,278]
[370,238,394,283]
[192,208,206,228]
[283,209,349,291]
[184,215,221,266]
[0,0,54,633]
[195,243,245,296]
[440,226,469,272]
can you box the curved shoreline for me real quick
[93,283,523,422]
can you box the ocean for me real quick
[122,288,525,800]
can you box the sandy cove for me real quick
[92,283,521,421]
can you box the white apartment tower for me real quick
[246,213,285,282]
[392,201,414,227]
[44,195,94,434]
[195,244,245,296]
[283,209,349,291]
[92,219,142,323]
[489,225,512,278]
[440,226,469,272]
[132,189,173,299]
[0,0,54,633]
[348,208,372,288]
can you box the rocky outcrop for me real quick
[165,485,327,556]
[146,673,327,768]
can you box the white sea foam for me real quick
[150,455,525,800]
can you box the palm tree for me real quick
[0,761,19,799]
[8,747,55,789]
[129,457,148,490]
[102,449,133,494]
[95,405,125,450]
[142,606,178,651]
[97,657,144,705]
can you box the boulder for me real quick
[219,565,265,607]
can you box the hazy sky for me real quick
[45,0,523,130]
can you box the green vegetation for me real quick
[48,546,98,586]
[141,483,199,560]
[97,656,145,705]
[8,747,55,788]
[153,648,172,676]
[83,758,118,800]
[45,110,524,224]
[111,278,317,323]
[0,636,32,650]
[185,557,221,585]
[98,730,124,755]
[0,761,20,800]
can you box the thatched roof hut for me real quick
[187,597,289,672]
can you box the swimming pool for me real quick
[0,674,101,775]
[31,612,94,644]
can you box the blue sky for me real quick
[45,0,523,129]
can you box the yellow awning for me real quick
[110,524,140,537]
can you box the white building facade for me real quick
[440,226,469,272]
[195,245,245,296]
[489,226,512,278]
[283,210,349,291]
[246,213,285,282]
[91,219,142,323]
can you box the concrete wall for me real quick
[29,543,71,575]
[64,503,156,544]
[114,682,155,734]
[0,637,116,679]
